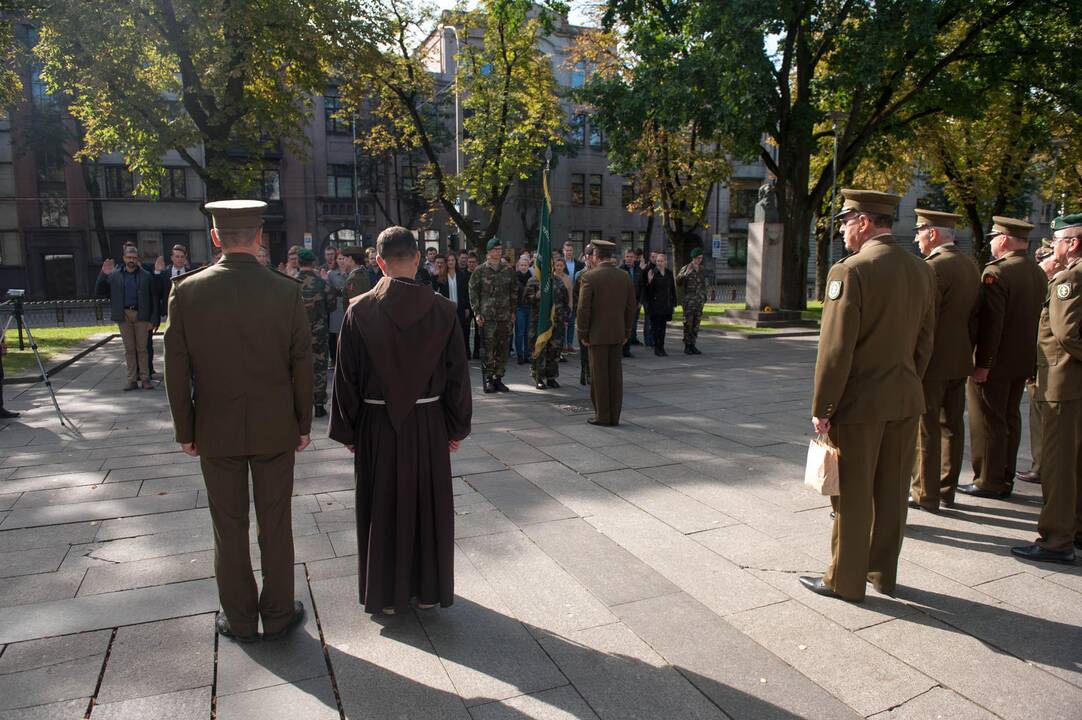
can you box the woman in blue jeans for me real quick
[514,255,532,364]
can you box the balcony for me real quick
[319,198,357,220]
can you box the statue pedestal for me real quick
[746,221,784,310]
[723,221,818,329]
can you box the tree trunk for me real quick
[78,160,111,260]
[643,214,654,255]
[814,214,831,301]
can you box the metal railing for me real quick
[1,299,111,328]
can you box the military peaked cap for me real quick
[987,216,1033,241]
[835,189,901,218]
[913,208,962,230]
[204,200,266,230]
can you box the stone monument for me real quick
[723,179,818,329]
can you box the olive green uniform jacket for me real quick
[164,253,314,457]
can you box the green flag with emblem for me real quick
[532,163,553,358]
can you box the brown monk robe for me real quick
[329,227,472,614]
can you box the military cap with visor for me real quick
[986,216,1034,241]
[913,208,962,230]
[834,189,902,219]
[204,200,266,230]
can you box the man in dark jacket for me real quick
[96,245,160,390]
[620,248,643,356]
[642,253,677,356]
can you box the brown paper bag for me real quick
[804,434,840,495]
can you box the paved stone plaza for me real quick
[0,332,1079,719]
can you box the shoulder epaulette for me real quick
[171,264,210,283]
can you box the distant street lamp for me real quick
[442,25,465,221]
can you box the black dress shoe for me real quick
[654,348,663,356]
[495,378,510,392]
[547,378,560,389]
[684,346,694,355]
[658,348,668,356]
[957,483,1011,500]
[0,408,20,419]
[483,380,496,394]
[907,499,939,513]
[535,380,546,390]
[216,613,259,643]
[263,602,306,641]
[798,576,862,603]
[1014,470,1040,484]
[690,345,702,355]
[586,418,609,426]
[1010,543,1076,565]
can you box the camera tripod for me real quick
[3,293,69,427]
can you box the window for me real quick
[728,235,748,267]
[261,170,281,201]
[40,193,68,227]
[104,166,134,198]
[327,164,353,198]
[588,123,604,150]
[324,86,349,135]
[620,231,633,249]
[569,230,584,253]
[423,229,440,250]
[0,231,21,266]
[570,62,586,89]
[570,173,585,205]
[637,232,649,251]
[588,174,602,206]
[729,184,759,219]
[570,114,586,147]
[588,230,602,245]
[160,168,187,200]
[621,181,634,208]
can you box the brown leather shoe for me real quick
[1014,470,1040,484]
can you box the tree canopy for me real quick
[33,0,329,199]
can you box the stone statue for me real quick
[754,178,779,223]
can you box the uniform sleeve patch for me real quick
[827,280,843,300]
[1056,282,1073,300]
[982,274,996,285]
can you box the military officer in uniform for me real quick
[909,209,980,512]
[1017,241,1065,485]
[677,246,707,355]
[297,249,332,418]
[165,200,312,642]
[801,189,935,603]
[576,239,637,426]
[469,237,517,394]
[1012,213,1082,564]
[958,216,1046,500]
[342,246,373,301]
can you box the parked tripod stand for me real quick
[2,290,69,427]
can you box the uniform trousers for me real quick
[588,343,623,425]
[825,417,918,600]
[1027,382,1043,476]
[1035,399,1082,550]
[201,451,296,636]
[967,376,1028,493]
[911,376,966,508]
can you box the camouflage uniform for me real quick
[299,269,332,405]
[468,260,517,382]
[677,260,708,350]
[344,266,372,302]
[525,274,569,382]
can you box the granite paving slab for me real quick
[0,544,68,578]
[588,468,737,534]
[728,600,936,717]
[13,480,142,509]
[0,471,110,495]
[90,687,211,720]
[95,614,215,704]
[0,568,85,607]
[468,686,598,720]
[0,698,89,719]
[466,470,578,526]
[215,677,340,720]
[866,687,998,720]
[0,578,217,644]
[78,550,214,596]
[0,491,199,530]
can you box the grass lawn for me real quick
[665,302,822,334]
[3,325,111,375]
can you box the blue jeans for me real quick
[565,309,576,346]
[514,305,531,360]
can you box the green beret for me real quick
[689,247,703,258]
[296,248,316,263]
[1051,213,1082,231]
[486,237,503,251]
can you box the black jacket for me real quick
[642,266,677,319]
[435,271,471,325]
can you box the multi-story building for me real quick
[0,11,1052,299]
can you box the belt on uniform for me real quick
[123,305,138,310]
[363,395,441,405]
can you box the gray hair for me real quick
[932,226,955,243]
